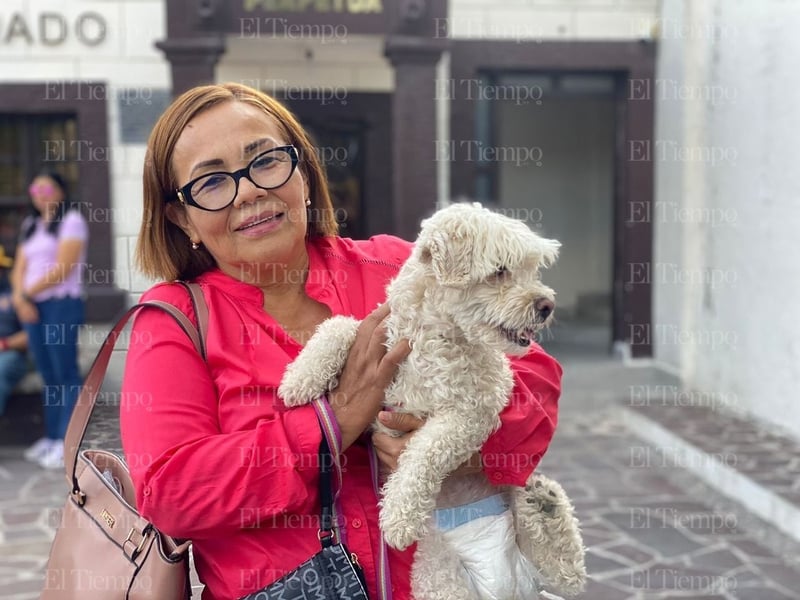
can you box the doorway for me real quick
[281,93,392,240]
[477,72,617,357]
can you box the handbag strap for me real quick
[313,398,339,546]
[317,432,336,547]
[177,281,208,360]
[64,287,205,493]
[312,399,394,600]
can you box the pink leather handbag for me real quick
[40,285,207,599]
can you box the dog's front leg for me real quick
[379,413,494,550]
[279,316,360,406]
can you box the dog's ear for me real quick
[417,229,473,287]
[539,237,561,269]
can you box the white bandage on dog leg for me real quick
[434,494,542,600]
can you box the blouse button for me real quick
[143,486,152,496]
[352,518,362,529]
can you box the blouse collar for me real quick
[194,238,335,306]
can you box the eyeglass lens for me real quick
[189,148,294,210]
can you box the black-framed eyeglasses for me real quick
[174,145,299,211]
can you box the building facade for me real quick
[1,0,659,357]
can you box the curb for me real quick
[621,406,800,545]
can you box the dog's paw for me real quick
[279,357,336,406]
[277,376,316,407]
[280,394,310,407]
[514,474,587,597]
[379,506,428,550]
[519,475,567,518]
[379,489,429,549]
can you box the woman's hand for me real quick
[372,411,484,475]
[14,297,39,324]
[329,304,411,450]
[372,411,424,472]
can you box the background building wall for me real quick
[0,0,169,295]
[217,34,394,93]
[653,0,800,438]
[449,0,658,41]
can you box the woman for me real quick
[12,172,88,470]
[120,82,561,600]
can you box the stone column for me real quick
[156,36,226,97]
[384,36,448,241]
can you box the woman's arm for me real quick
[0,330,27,351]
[121,306,327,541]
[11,247,37,323]
[11,246,27,302]
[480,347,561,486]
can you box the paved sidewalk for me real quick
[2,344,800,599]
[539,352,800,600]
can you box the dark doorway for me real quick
[280,93,392,240]
[476,72,617,358]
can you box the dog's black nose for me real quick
[535,298,554,321]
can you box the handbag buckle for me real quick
[124,526,149,559]
[70,488,87,507]
[317,529,337,544]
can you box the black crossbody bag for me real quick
[239,428,370,600]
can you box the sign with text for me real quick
[0,12,107,46]
[234,0,388,37]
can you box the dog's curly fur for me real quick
[280,203,586,599]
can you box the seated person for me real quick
[0,249,28,418]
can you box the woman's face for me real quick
[169,101,309,284]
[29,176,64,218]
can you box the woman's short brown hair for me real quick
[136,82,338,281]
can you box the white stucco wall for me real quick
[0,0,169,294]
[653,0,800,439]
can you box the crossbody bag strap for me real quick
[178,281,208,360]
[312,397,393,600]
[64,300,202,492]
[317,433,336,546]
[313,399,338,545]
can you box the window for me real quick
[0,114,79,257]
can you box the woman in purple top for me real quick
[11,172,88,469]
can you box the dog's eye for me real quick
[494,266,509,278]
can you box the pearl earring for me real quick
[305,199,311,207]
[191,241,200,250]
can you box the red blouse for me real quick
[120,235,561,600]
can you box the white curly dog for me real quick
[280,203,586,600]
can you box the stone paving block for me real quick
[602,542,658,564]
[732,588,797,600]
[585,551,630,574]
[691,548,750,570]
[621,562,739,594]
[603,512,706,557]
[755,563,800,593]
